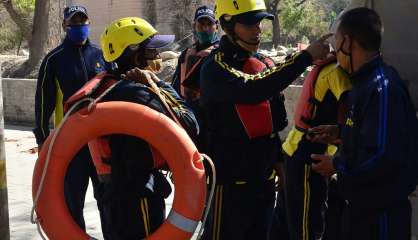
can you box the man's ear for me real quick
[343,35,352,52]
[133,51,147,69]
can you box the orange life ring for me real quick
[32,101,206,240]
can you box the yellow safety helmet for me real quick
[214,0,267,20]
[100,17,174,62]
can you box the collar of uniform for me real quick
[219,35,252,61]
[63,36,91,49]
[195,39,219,52]
[350,55,383,85]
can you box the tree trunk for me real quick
[145,0,158,26]
[266,0,281,48]
[27,0,50,69]
[169,0,199,47]
[47,0,64,50]
[0,64,10,240]
[1,0,32,42]
[272,11,281,48]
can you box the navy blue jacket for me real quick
[333,56,413,211]
[34,37,108,145]
[200,36,313,182]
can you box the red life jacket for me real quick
[235,56,275,139]
[64,73,166,182]
[180,46,216,99]
[294,56,337,132]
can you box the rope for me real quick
[87,81,122,112]
[196,153,216,239]
[30,97,95,239]
[146,77,183,127]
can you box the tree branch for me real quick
[295,0,308,7]
[1,0,32,41]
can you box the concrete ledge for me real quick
[2,78,36,126]
[0,79,304,128]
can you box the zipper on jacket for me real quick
[79,48,89,82]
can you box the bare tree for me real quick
[48,0,65,49]
[1,0,32,42]
[296,0,308,7]
[1,0,62,76]
[266,0,282,48]
[26,0,50,69]
[145,0,158,27]
[169,0,202,46]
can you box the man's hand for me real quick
[306,34,333,61]
[311,154,336,177]
[122,68,161,85]
[306,125,340,144]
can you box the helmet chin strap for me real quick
[227,32,260,53]
[236,38,260,53]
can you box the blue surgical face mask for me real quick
[195,31,218,45]
[66,24,90,43]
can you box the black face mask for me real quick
[336,37,354,74]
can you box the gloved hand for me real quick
[122,68,161,85]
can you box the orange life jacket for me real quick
[235,56,276,139]
[180,46,216,99]
[64,73,166,182]
[294,56,337,132]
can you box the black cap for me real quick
[235,10,274,25]
[194,6,216,23]
[64,5,88,21]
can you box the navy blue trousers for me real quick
[284,140,328,240]
[270,189,290,240]
[341,198,411,240]
[202,180,276,240]
[64,146,110,238]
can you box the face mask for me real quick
[336,51,351,73]
[66,24,90,43]
[145,58,163,72]
[195,31,218,45]
[336,37,353,74]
